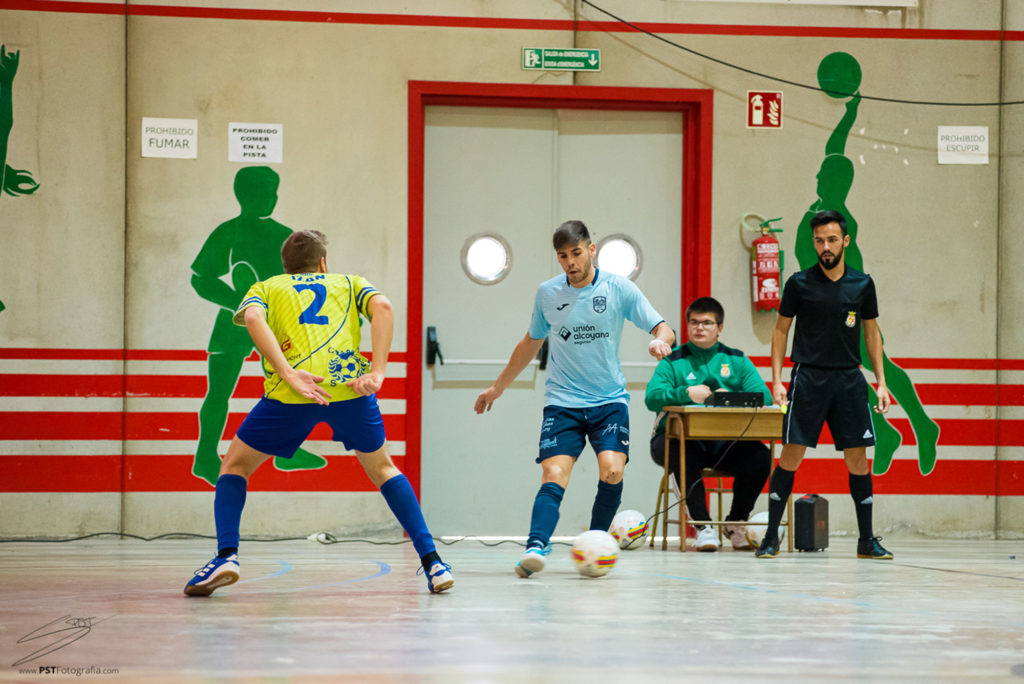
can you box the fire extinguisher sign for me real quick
[747,91,783,129]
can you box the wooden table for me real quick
[652,405,792,552]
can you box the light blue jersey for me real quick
[528,269,664,408]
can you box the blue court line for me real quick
[284,561,391,593]
[235,557,294,584]
[232,560,391,594]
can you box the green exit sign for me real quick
[522,48,601,72]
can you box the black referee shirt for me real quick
[779,265,879,368]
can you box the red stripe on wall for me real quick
[779,459,1006,496]
[577,17,1022,42]
[0,348,126,360]
[126,454,404,492]
[1,374,1012,406]
[746,356,1024,371]
[5,453,1017,494]
[0,374,408,400]
[0,412,406,441]
[996,460,1024,497]
[5,455,123,492]
[5,1,1022,42]
[710,459,1015,496]
[0,348,408,363]
[3,454,405,492]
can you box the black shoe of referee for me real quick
[857,536,893,560]
[755,536,780,559]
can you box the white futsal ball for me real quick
[609,509,649,550]
[571,530,620,578]
[746,511,786,545]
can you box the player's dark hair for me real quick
[282,230,328,274]
[810,209,847,236]
[686,296,724,325]
[553,220,591,250]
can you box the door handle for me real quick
[426,326,444,366]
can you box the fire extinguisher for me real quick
[751,217,783,312]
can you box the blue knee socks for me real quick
[590,479,623,531]
[214,474,247,557]
[380,474,436,559]
[527,482,565,549]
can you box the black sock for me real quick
[218,547,237,559]
[849,473,874,540]
[420,551,442,572]
[766,467,795,540]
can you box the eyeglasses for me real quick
[687,319,719,329]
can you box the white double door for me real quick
[421,105,683,536]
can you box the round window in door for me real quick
[596,234,642,281]
[461,233,512,285]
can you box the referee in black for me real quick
[757,209,893,560]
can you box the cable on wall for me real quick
[581,0,1024,107]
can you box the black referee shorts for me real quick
[783,364,875,450]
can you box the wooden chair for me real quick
[650,466,793,551]
[650,469,684,550]
[649,410,793,551]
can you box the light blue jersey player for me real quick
[475,220,675,578]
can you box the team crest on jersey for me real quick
[593,296,607,314]
[327,347,369,387]
[720,364,731,378]
[845,311,857,327]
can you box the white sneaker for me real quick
[724,524,754,551]
[695,526,719,552]
[514,546,549,578]
[424,562,454,593]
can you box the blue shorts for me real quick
[537,402,630,463]
[235,395,386,458]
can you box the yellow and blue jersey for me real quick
[234,272,380,403]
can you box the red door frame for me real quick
[406,81,714,494]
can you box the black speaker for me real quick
[794,494,829,551]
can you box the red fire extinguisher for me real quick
[751,217,783,312]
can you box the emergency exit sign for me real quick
[522,48,601,72]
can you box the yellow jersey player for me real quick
[184,230,453,596]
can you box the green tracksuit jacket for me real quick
[644,341,772,437]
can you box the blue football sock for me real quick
[380,474,436,558]
[527,482,565,548]
[590,479,623,531]
[214,474,247,554]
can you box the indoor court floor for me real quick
[1,536,1022,682]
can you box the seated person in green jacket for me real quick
[645,297,773,552]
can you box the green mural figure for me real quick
[794,52,940,476]
[190,166,327,485]
[1,44,41,314]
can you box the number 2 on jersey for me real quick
[294,284,328,325]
